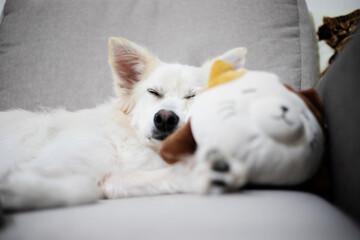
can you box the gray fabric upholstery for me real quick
[0,0,5,24]
[0,0,317,111]
[298,0,320,88]
[317,30,360,223]
[1,192,360,240]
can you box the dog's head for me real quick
[108,38,247,150]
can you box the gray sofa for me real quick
[0,0,359,239]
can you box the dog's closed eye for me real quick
[184,93,196,100]
[147,88,163,98]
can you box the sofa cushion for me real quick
[1,191,359,240]
[0,0,317,111]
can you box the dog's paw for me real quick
[192,149,248,194]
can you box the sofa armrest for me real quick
[317,29,360,223]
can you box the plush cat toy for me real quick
[160,60,325,191]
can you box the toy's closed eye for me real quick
[242,88,257,94]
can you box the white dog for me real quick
[0,38,247,210]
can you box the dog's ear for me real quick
[108,38,159,95]
[160,121,197,164]
[213,47,247,70]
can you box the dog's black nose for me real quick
[154,110,179,132]
[212,160,230,172]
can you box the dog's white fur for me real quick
[0,38,247,210]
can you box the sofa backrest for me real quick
[0,0,317,111]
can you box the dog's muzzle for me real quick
[152,110,179,141]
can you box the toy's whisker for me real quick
[218,108,236,119]
[217,100,238,120]
[222,111,237,120]
[218,108,237,120]
[218,106,235,113]
[218,100,236,106]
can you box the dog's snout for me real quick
[154,110,179,132]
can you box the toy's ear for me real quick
[202,48,247,74]
[285,85,325,131]
[160,121,197,164]
[208,60,247,89]
[216,47,247,70]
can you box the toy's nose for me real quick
[154,110,179,132]
[250,98,304,143]
[281,105,289,113]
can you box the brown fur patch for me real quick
[160,121,197,164]
[284,85,325,133]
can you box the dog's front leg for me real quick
[99,160,196,198]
